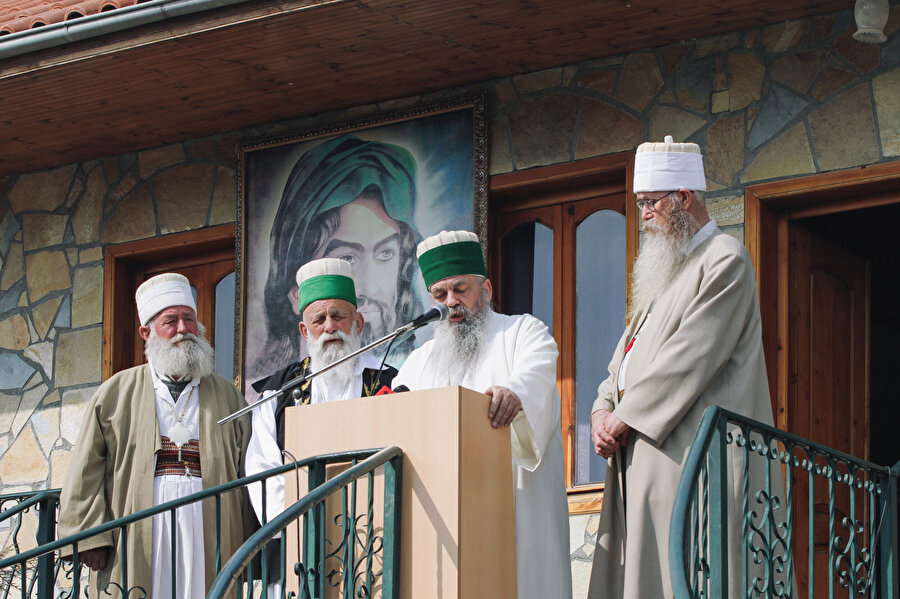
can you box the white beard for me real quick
[307,324,362,386]
[630,207,698,318]
[430,289,490,377]
[144,323,215,380]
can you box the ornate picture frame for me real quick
[235,93,488,394]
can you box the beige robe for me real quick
[588,229,774,599]
[58,364,253,598]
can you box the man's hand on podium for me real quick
[484,386,522,428]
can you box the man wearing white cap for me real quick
[58,273,251,599]
[588,137,774,598]
[245,258,397,589]
[393,231,572,599]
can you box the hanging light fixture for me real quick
[853,0,889,43]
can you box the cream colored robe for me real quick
[58,364,252,598]
[588,229,774,599]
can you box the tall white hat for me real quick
[295,258,356,313]
[633,135,706,193]
[135,273,196,325]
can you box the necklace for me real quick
[163,384,196,449]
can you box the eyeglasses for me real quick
[635,191,677,212]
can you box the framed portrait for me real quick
[235,93,488,394]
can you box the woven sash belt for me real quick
[155,437,202,478]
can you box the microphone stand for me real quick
[217,319,426,426]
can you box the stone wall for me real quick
[1,3,899,595]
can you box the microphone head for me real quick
[433,302,450,321]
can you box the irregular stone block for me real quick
[616,53,663,112]
[874,66,900,156]
[31,296,62,341]
[72,168,106,245]
[54,327,102,388]
[728,53,765,112]
[707,193,744,227]
[22,214,68,251]
[101,184,156,244]
[813,65,857,102]
[659,42,690,73]
[705,115,745,188]
[575,99,642,159]
[78,247,103,264]
[578,70,617,95]
[210,167,237,226]
[12,383,45,437]
[513,67,562,93]
[648,106,706,145]
[0,427,48,485]
[32,405,59,455]
[809,84,879,171]
[1,241,23,292]
[139,143,186,180]
[0,281,25,314]
[155,164,215,233]
[0,391,21,435]
[71,266,103,328]
[508,95,579,169]
[748,86,809,150]
[493,79,517,109]
[54,296,71,329]
[50,447,72,489]
[771,49,829,93]
[742,123,815,183]
[8,165,77,214]
[61,386,96,445]
[835,28,880,75]
[695,32,740,59]
[490,119,513,176]
[24,251,70,303]
[677,61,713,113]
[0,314,30,350]
[0,210,18,257]
[763,21,809,54]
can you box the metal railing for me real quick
[208,445,402,599]
[671,405,900,598]
[0,491,60,598]
[0,447,403,599]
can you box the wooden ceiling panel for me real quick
[0,0,851,177]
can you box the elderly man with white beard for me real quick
[587,136,774,599]
[393,230,572,599]
[58,273,251,599]
[244,257,398,589]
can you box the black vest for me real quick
[253,356,398,450]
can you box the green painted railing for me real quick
[0,447,402,599]
[0,490,60,598]
[671,405,900,599]
[208,445,402,599]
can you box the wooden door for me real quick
[789,222,870,596]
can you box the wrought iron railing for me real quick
[671,405,900,599]
[0,447,402,599]
[0,491,60,598]
[208,445,402,599]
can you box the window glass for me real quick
[500,222,554,333]
[575,210,626,484]
[215,272,236,380]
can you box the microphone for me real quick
[397,303,450,333]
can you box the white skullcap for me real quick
[416,230,487,289]
[633,135,706,193]
[415,230,480,258]
[135,273,196,325]
[295,257,354,287]
[295,258,357,313]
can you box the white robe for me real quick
[394,311,572,599]
[149,365,205,599]
[245,353,387,525]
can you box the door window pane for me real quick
[500,222,554,332]
[575,210,626,484]
[215,272,236,380]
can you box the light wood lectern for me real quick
[283,386,517,598]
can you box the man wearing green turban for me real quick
[258,134,424,379]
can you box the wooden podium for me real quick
[283,386,517,598]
